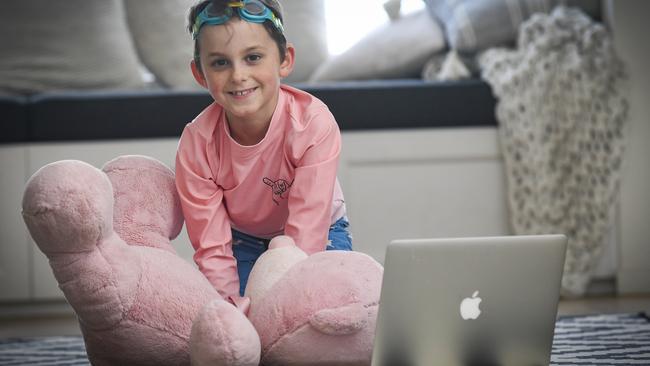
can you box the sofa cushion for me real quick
[124,0,200,90]
[0,0,146,95]
[309,10,445,81]
[423,0,600,53]
[124,0,327,87]
[282,0,329,83]
[424,0,557,53]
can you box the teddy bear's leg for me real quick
[190,299,261,366]
[248,251,383,366]
[22,160,140,330]
[101,155,183,253]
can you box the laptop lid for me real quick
[371,234,567,366]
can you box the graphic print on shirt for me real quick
[263,177,294,206]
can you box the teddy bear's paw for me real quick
[308,302,369,335]
[190,299,261,366]
[23,160,114,255]
[268,235,295,249]
[245,238,307,302]
[102,155,182,253]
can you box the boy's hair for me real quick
[188,0,287,69]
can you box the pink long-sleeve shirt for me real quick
[175,85,346,299]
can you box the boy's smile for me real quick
[192,18,294,145]
[229,87,258,97]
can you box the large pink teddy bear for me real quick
[22,155,382,365]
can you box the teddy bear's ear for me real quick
[102,155,183,253]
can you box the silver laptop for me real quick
[371,234,567,366]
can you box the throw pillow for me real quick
[281,0,328,83]
[0,0,145,95]
[309,10,445,82]
[124,0,327,87]
[124,0,200,90]
[424,0,557,53]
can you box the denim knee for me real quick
[327,217,353,251]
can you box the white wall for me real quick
[340,128,510,263]
[608,0,650,294]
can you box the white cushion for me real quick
[124,0,200,90]
[281,0,328,83]
[124,0,327,86]
[0,0,145,95]
[309,10,445,82]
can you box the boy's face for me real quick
[191,19,293,128]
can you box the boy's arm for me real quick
[284,109,342,253]
[175,128,241,301]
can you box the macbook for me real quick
[371,234,567,366]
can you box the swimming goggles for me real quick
[192,0,284,40]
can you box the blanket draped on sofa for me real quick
[479,6,628,296]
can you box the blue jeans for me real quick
[232,217,353,296]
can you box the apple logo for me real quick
[460,290,482,320]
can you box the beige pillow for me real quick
[124,0,200,90]
[424,0,557,53]
[309,10,445,82]
[0,0,145,95]
[281,0,328,83]
[124,0,327,87]
[425,0,600,53]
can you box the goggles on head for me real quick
[192,0,284,40]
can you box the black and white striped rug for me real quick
[1,313,648,365]
[551,312,650,365]
[0,336,88,365]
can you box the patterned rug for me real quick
[1,313,649,365]
[551,312,650,365]
[0,336,88,366]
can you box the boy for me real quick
[175,0,351,310]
